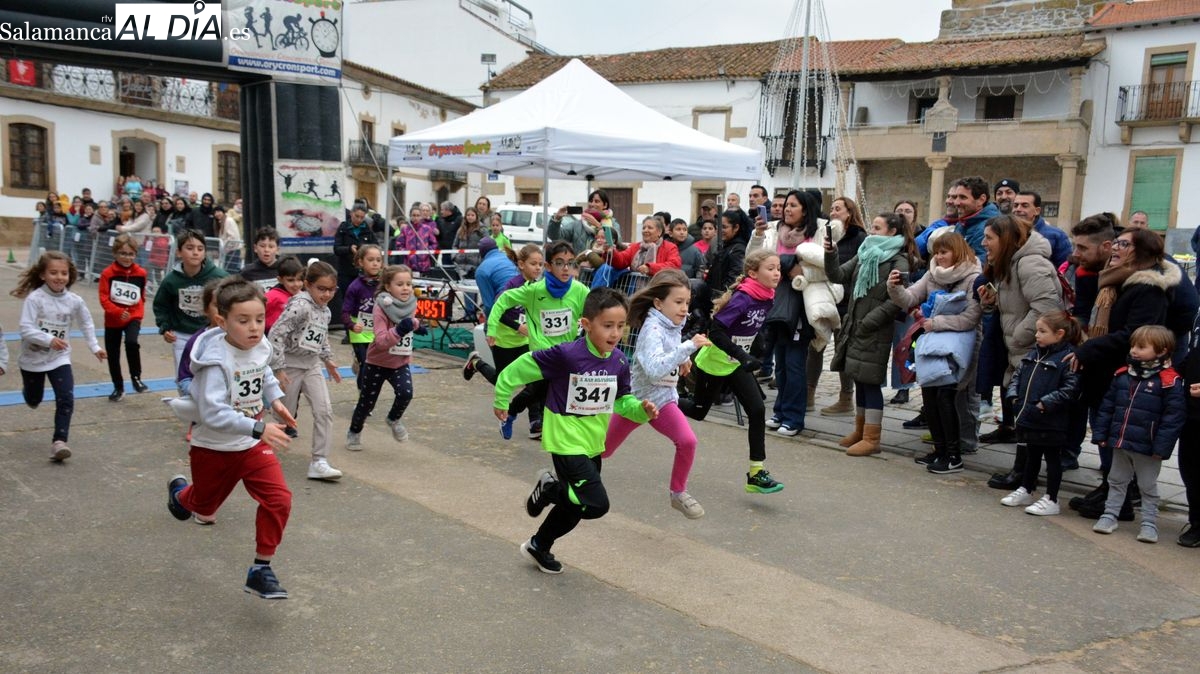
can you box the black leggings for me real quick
[349,363,412,432]
[1179,422,1200,525]
[478,344,544,424]
[922,384,959,451]
[1023,442,1063,500]
[22,364,74,442]
[679,366,766,462]
[534,453,608,553]
[104,320,142,390]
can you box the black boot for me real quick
[987,443,1026,490]
[1077,490,1137,521]
[1069,469,1109,511]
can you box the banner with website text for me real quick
[223,0,342,85]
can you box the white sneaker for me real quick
[50,440,71,462]
[670,491,705,519]
[307,459,343,481]
[1001,487,1035,507]
[1024,495,1060,516]
[776,424,800,437]
[346,431,364,451]
[386,418,409,442]
[766,416,782,429]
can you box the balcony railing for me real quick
[1,58,238,121]
[1117,81,1200,123]
[430,170,467,183]
[347,139,388,167]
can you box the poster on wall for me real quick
[274,161,345,251]
[223,0,342,85]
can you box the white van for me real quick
[497,204,579,245]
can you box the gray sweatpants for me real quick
[280,363,334,462]
[1104,447,1162,525]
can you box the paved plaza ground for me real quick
[1,260,1198,672]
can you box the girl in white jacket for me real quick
[603,269,711,518]
[12,251,106,461]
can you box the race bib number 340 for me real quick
[565,374,617,416]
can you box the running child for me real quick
[464,243,544,437]
[486,240,588,439]
[1000,311,1083,515]
[98,233,149,401]
[153,228,228,370]
[340,243,384,383]
[495,287,657,574]
[346,264,428,449]
[165,278,298,599]
[265,255,304,333]
[1092,325,1186,543]
[239,227,282,293]
[12,251,106,461]
[679,249,785,494]
[603,269,711,518]
[269,261,344,481]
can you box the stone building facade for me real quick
[939,0,1108,39]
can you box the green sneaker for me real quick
[745,469,784,494]
[921,432,934,444]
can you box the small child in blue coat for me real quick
[1092,325,1186,543]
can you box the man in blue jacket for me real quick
[1013,191,1071,269]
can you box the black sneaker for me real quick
[131,377,149,393]
[528,420,543,440]
[927,456,963,474]
[902,412,928,429]
[108,389,124,402]
[889,389,910,405]
[243,565,289,599]
[520,538,563,574]
[914,450,939,466]
[525,469,558,518]
[980,427,1016,444]
[167,475,192,521]
[462,352,480,381]
[1178,523,1200,548]
[745,469,784,494]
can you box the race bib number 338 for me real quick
[565,374,617,416]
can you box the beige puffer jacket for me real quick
[992,230,1065,370]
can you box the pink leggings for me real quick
[603,401,696,493]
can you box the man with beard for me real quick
[993,178,1019,215]
[188,192,217,238]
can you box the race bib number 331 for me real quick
[565,374,617,416]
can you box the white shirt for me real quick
[18,286,101,372]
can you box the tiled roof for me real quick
[485,41,783,89]
[1088,0,1200,28]
[837,34,1106,77]
[485,33,1104,90]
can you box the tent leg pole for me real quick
[542,161,550,244]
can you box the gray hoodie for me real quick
[268,291,334,371]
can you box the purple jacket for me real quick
[340,276,379,327]
[393,221,439,273]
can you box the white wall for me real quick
[0,98,237,219]
[1081,24,1200,236]
[852,69,1076,128]
[345,0,533,106]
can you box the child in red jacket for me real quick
[264,256,304,334]
[98,234,148,400]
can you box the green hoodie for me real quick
[153,258,228,335]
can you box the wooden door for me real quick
[605,188,634,243]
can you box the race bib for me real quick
[109,280,141,306]
[231,364,266,417]
[654,366,680,388]
[540,308,573,337]
[37,318,69,340]
[144,238,154,252]
[297,322,327,353]
[178,286,203,317]
[389,332,414,356]
[357,310,375,332]
[566,374,617,415]
[517,312,527,326]
[727,335,756,364]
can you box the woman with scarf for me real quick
[1069,227,1180,519]
[977,215,1065,486]
[811,196,867,415]
[547,190,623,254]
[611,216,682,277]
[821,212,916,455]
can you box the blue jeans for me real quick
[22,364,75,442]
[771,329,811,428]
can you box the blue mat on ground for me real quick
[0,364,427,407]
[3,327,159,341]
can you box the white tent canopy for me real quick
[387,58,761,182]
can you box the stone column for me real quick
[1068,67,1084,117]
[925,155,952,218]
[1056,154,1081,228]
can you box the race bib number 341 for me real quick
[565,374,617,416]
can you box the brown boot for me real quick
[839,410,865,447]
[821,391,854,416]
[847,423,882,456]
[806,385,816,412]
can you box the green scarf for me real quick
[853,234,905,299]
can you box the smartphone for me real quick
[985,282,998,294]
[825,222,833,240]
[755,204,769,223]
[895,271,911,287]
[566,205,583,215]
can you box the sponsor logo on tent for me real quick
[428,140,492,159]
[496,134,522,156]
[401,143,423,161]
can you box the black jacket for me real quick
[1006,340,1080,435]
[333,220,378,277]
[435,206,462,249]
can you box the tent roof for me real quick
[387,59,761,182]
